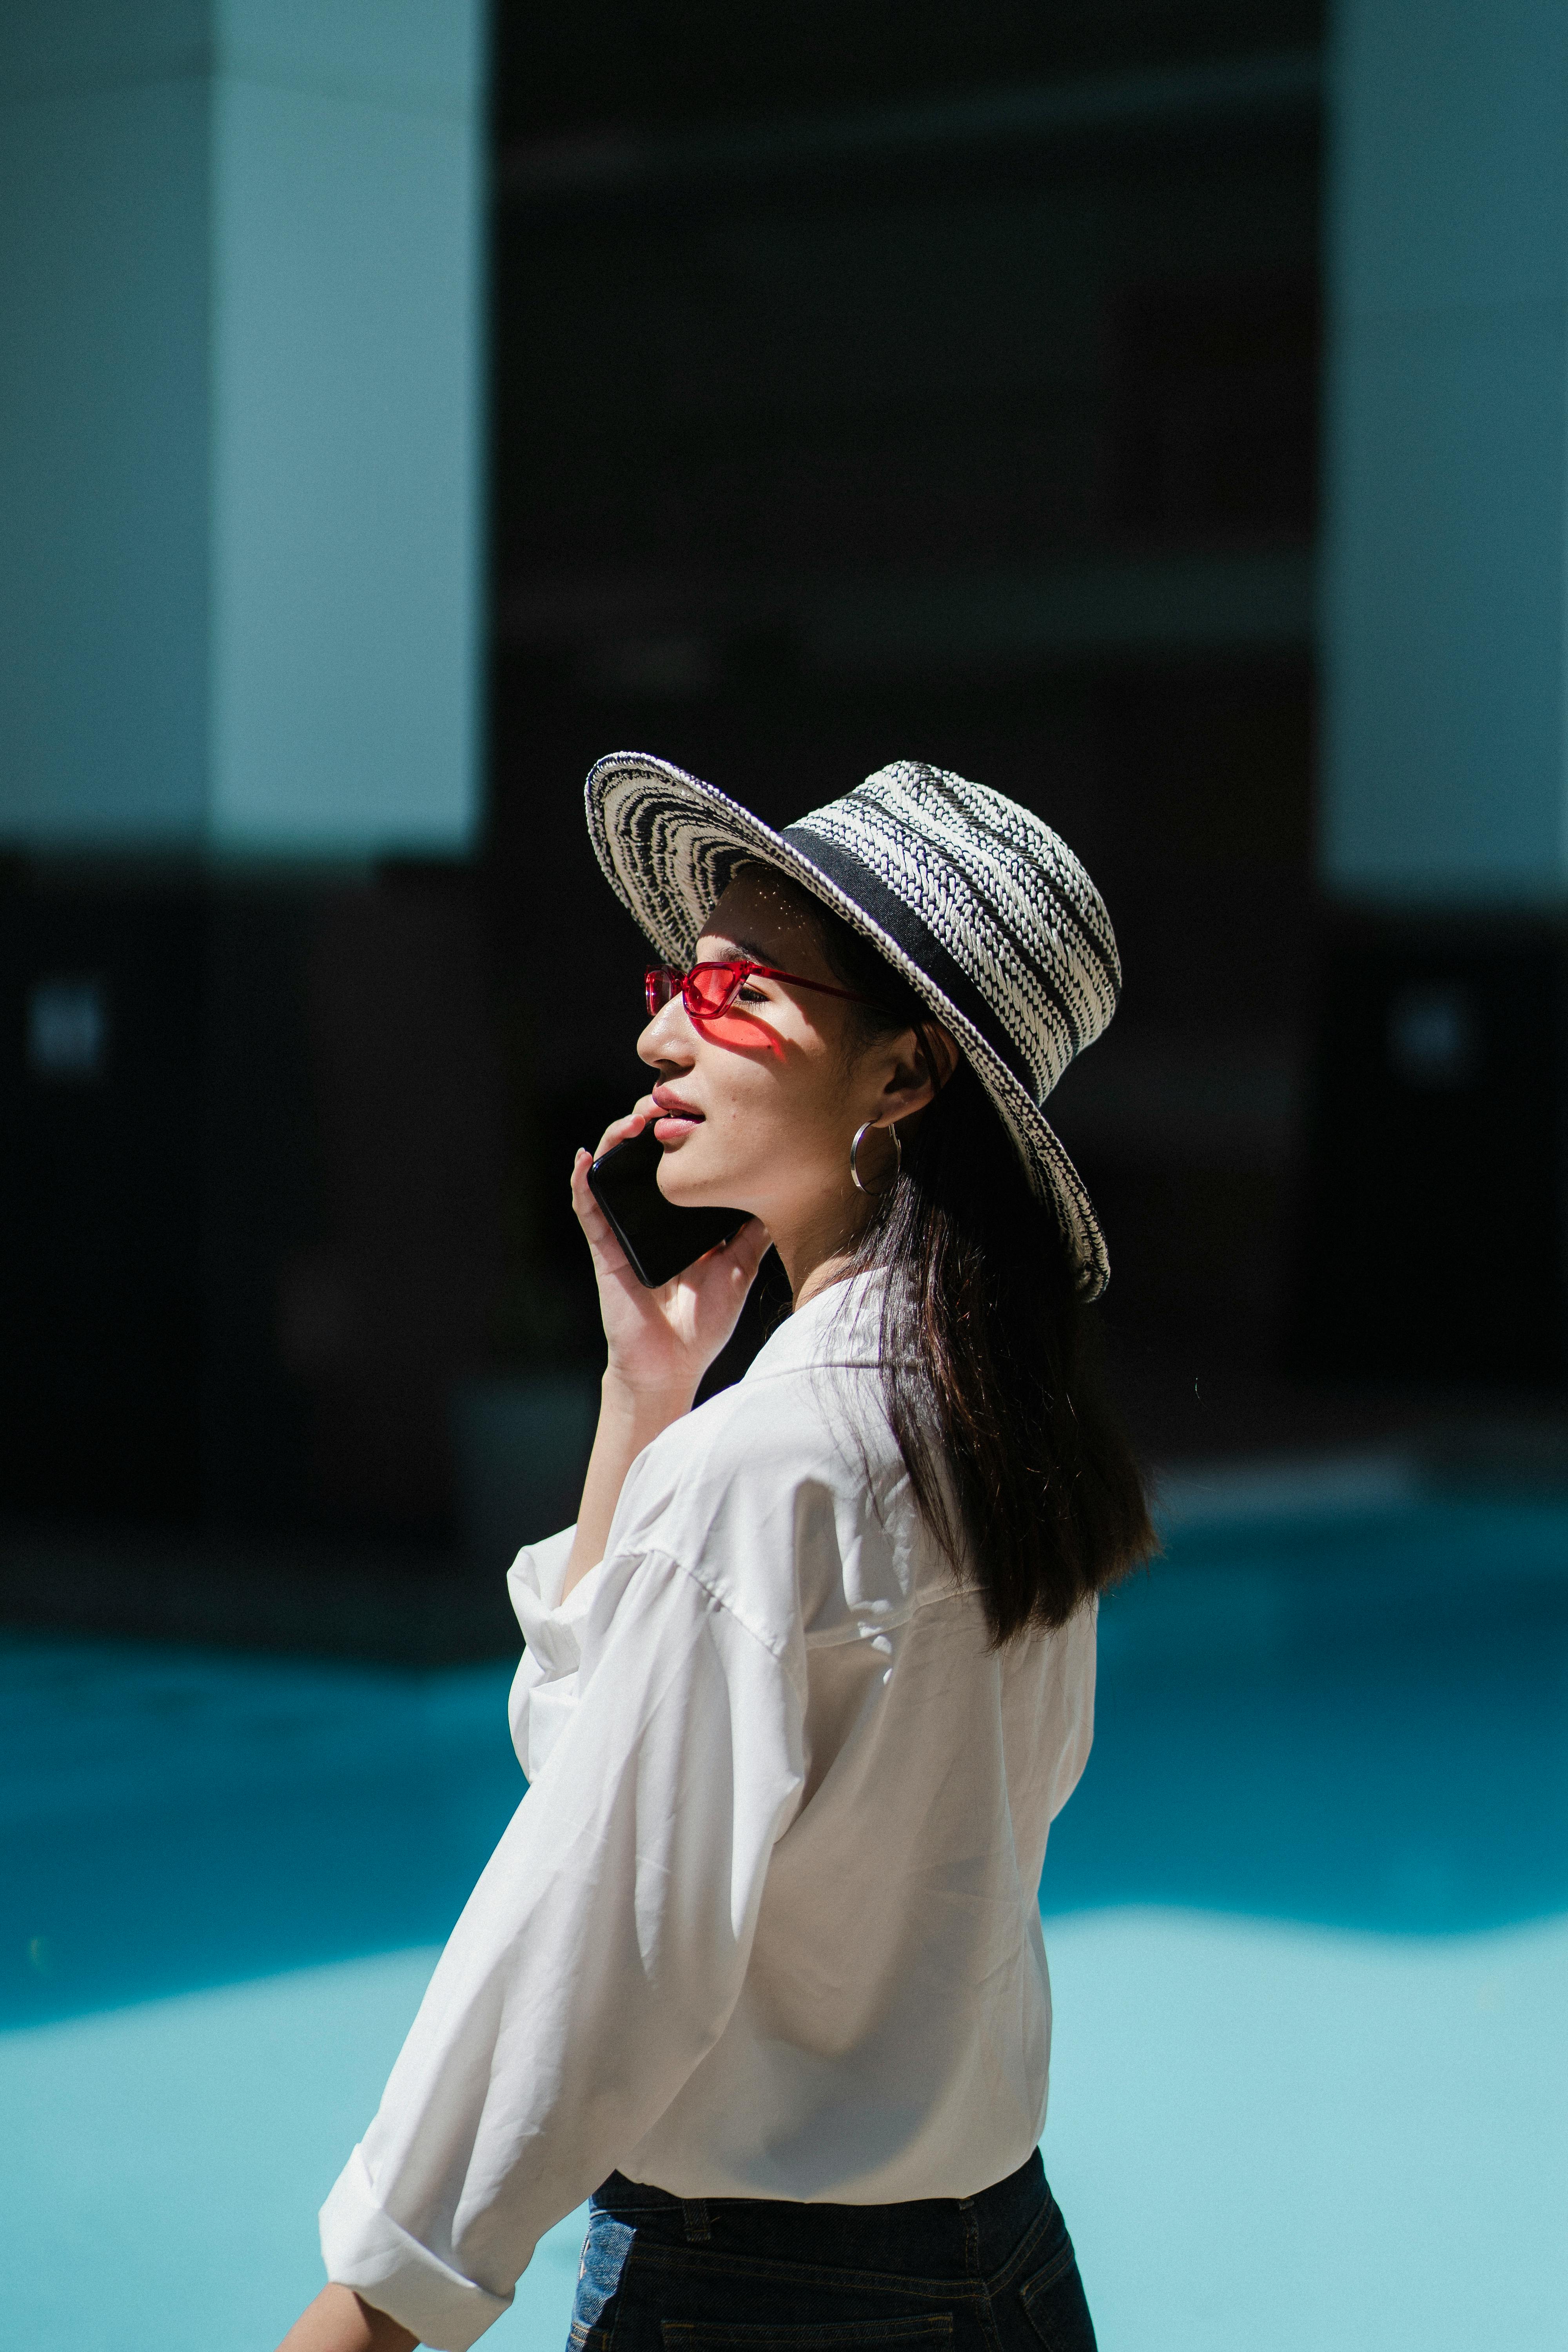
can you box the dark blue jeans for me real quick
[566,2149,1096,2350]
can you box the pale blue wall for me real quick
[0,0,483,857]
[1322,0,1568,902]
[0,8,212,844]
[209,0,482,853]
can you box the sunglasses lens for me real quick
[686,962,742,1017]
[645,968,681,1014]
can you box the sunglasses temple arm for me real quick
[791,975,880,1005]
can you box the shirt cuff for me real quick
[319,2144,512,2352]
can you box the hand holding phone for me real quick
[568,1116,767,1413]
[563,1120,766,1601]
[587,1122,748,1288]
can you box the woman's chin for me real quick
[658,1152,746,1214]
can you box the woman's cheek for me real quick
[701,1009,787,1060]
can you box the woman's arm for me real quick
[274,1125,769,2352]
[561,1113,769,1599]
[276,2284,417,2352]
[565,1366,696,1595]
[307,1549,805,2346]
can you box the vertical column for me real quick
[1321,0,1568,901]
[209,1,484,853]
[0,7,213,844]
[1301,0,1568,1382]
[0,0,484,855]
[0,2,493,1541]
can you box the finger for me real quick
[569,1148,633,1263]
[730,1222,773,1290]
[591,1109,647,1162]
[722,1216,771,1276]
[568,1146,604,1229]
[689,1216,770,1288]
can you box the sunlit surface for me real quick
[5,1491,1566,2348]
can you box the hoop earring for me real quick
[850,1119,902,1195]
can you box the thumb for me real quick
[729,1216,771,1276]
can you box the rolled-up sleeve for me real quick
[505,1526,593,1782]
[319,1543,806,2351]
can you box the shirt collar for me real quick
[742,1267,886,1380]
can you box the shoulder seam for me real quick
[638,1543,807,1699]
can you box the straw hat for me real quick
[586,751,1121,1294]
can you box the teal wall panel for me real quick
[1325,304,1568,893]
[0,3,208,93]
[0,69,211,844]
[0,0,483,857]
[216,0,479,114]
[209,61,480,852]
[1323,0,1568,901]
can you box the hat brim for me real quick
[586,750,1110,1298]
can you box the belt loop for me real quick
[681,2197,711,2244]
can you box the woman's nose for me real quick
[637,1002,693,1067]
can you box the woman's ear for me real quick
[921,1024,961,1093]
[882,1021,959,1117]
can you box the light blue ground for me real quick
[5,1486,1567,2348]
[0,1950,589,2349]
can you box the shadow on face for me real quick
[635,870,883,1243]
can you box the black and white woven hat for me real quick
[586,751,1121,1295]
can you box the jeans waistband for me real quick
[592,2147,1049,2285]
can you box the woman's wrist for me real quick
[599,1365,699,1425]
[560,1370,696,1600]
[275,2285,417,2352]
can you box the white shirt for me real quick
[320,1272,1097,2351]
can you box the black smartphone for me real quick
[587,1123,748,1288]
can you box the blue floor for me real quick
[4,1489,1567,2348]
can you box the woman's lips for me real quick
[652,1093,703,1142]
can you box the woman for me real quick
[280,755,1155,2352]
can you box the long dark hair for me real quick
[799,886,1158,1643]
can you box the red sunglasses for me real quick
[645,958,877,1023]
